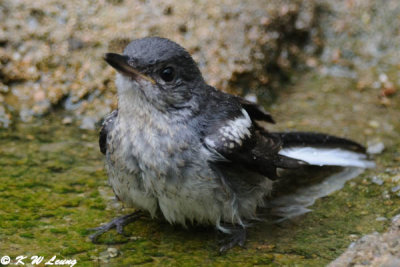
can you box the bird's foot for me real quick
[88,211,142,244]
[218,226,247,253]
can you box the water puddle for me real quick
[269,167,365,221]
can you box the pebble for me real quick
[391,186,400,193]
[368,120,379,128]
[367,141,385,155]
[381,87,396,97]
[371,176,384,185]
[107,247,119,258]
[382,190,391,199]
[286,121,295,128]
[391,174,400,182]
[62,116,73,125]
[33,90,46,102]
[349,234,359,241]
[379,73,389,83]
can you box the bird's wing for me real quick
[202,88,374,178]
[236,97,275,124]
[99,109,118,155]
[203,98,304,180]
[204,107,254,158]
[274,132,375,168]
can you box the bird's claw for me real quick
[88,211,142,244]
[219,227,247,253]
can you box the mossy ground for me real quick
[1,73,399,266]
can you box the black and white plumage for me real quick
[93,37,374,251]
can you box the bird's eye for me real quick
[159,67,175,82]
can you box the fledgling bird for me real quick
[90,37,374,251]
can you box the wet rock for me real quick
[0,0,322,127]
[316,0,400,117]
[329,214,400,267]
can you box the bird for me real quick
[90,37,374,252]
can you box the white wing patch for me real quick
[205,109,252,150]
[279,147,376,168]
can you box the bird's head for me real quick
[104,37,205,113]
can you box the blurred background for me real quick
[1,0,399,266]
[1,0,398,129]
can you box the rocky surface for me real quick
[329,214,400,267]
[0,0,321,129]
[318,0,400,104]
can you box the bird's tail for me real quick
[273,132,375,169]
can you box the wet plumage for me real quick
[93,37,373,251]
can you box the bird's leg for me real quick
[218,225,247,253]
[88,210,142,244]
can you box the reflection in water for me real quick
[269,167,364,222]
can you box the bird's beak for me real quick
[103,53,156,84]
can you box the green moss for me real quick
[19,233,35,239]
[50,228,69,234]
